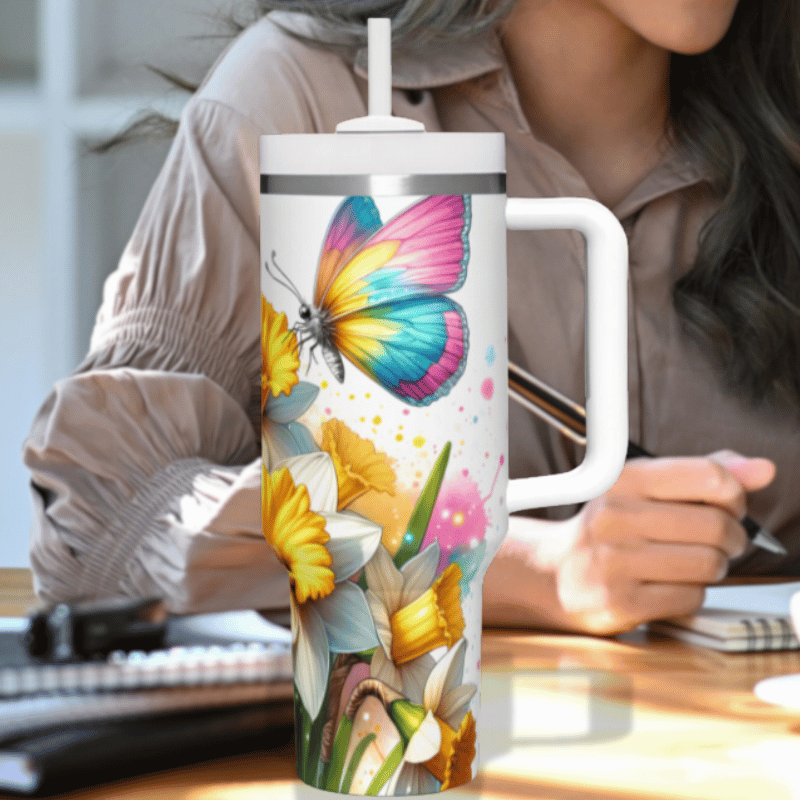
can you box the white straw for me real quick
[367,18,392,118]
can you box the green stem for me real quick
[294,687,312,784]
[295,653,334,787]
[320,758,331,790]
[306,669,332,787]
[366,741,405,795]
[325,714,354,792]
[340,733,376,794]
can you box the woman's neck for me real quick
[499,0,671,208]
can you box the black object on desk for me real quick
[0,703,294,796]
[0,606,294,796]
[24,597,167,663]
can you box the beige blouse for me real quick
[23,14,800,613]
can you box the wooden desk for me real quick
[3,569,800,800]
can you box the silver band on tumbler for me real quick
[260,173,506,196]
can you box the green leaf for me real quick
[325,714,354,792]
[340,732,377,794]
[393,441,451,569]
[319,758,331,791]
[306,655,334,787]
[366,741,405,795]
[296,653,334,787]
[294,684,312,784]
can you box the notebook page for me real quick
[703,581,800,615]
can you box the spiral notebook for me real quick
[0,610,294,737]
[649,581,800,652]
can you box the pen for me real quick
[508,361,787,556]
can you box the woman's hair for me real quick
[102,0,800,408]
[250,0,515,50]
[670,0,800,408]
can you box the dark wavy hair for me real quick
[102,0,800,408]
[670,0,800,408]
[251,0,516,49]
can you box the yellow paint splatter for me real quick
[349,394,355,400]
[360,417,365,423]
[373,416,382,425]
[365,393,371,399]
[396,434,403,442]
[413,436,425,448]
[321,381,329,389]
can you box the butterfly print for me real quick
[267,195,471,407]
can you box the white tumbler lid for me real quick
[260,18,505,181]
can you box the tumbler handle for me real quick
[505,197,629,512]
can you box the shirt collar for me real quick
[611,150,708,221]
[353,34,505,89]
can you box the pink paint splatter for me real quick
[481,378,494,400]
[420,475,490,574]
[403,409,410,415]
[324,408,332,415]
[462,468,469,477]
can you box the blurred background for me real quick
[0,0,249,567]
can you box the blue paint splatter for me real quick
[485,346,495,366]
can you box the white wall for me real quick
[0,133,46,566]
[0,0,235,568]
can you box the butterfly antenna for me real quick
[266,251,305,305]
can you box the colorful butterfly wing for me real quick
[320,195,471,321]
[331,295,469,406]
[314,196,383,308]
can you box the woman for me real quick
[23,0,800,634]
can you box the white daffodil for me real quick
[262,381,319,468]
[264,451,382,720]
[385,638,477,795]
[364,542,465,706]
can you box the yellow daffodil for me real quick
[263,452,383,719]
[262,464,333,604]
[364,542,465,704]
[320,418,396,509]
[384,639,477,794]
[261,296,300,410]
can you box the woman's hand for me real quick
[483,450,776,635]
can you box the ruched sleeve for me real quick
[23,94,293,613]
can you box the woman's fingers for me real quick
[707,450,776,492]
[614,452,775,520]
[619,542,730,584]
[582,495,747,557]
[551,451,778,634]
[556,545,709,633]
